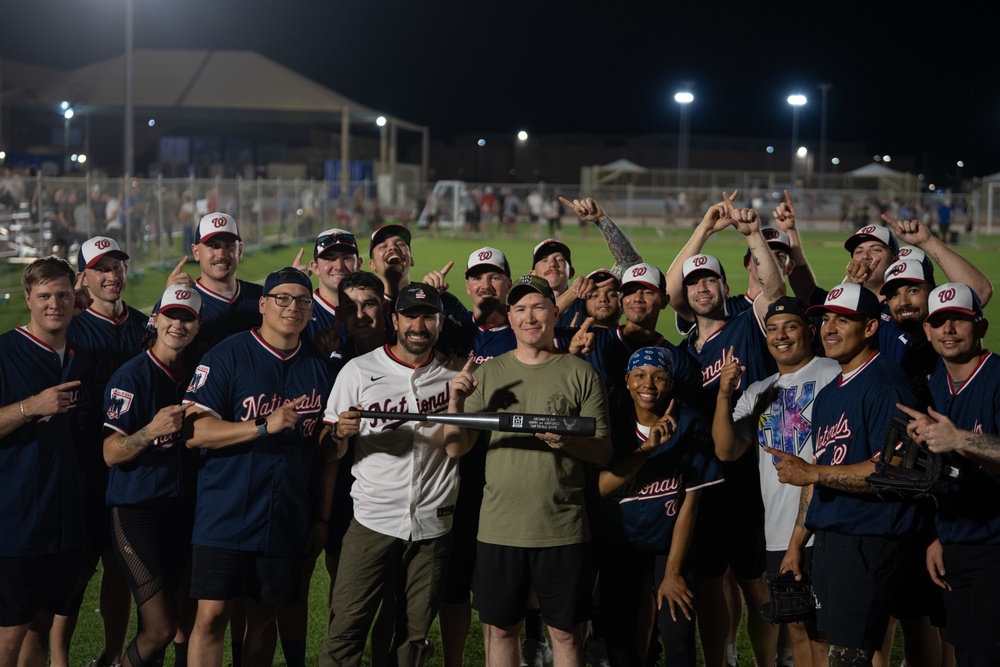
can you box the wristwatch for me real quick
[255,416,268,437]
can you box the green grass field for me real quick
[10,221,998,666]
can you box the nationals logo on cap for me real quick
[926,282,983,321]
[844,224,899,255]
[195,213,241,244]
[807,283,880,319]
[620,263,665,293]
[880,259,934,296]
[466,246,510,277]
[78,236,129,270]
[157,285,202,318]
[681,254,725,283]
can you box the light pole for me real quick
[62,104,74,174]
[787,94,807,186]
[674,91,693,187]
[124,0,134,178]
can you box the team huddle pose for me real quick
[1,191,996,667]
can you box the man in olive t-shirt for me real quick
[445,274,611,667]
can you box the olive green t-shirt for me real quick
[465,351,610,548]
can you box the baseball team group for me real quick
[1,190,997,667]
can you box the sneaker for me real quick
[521,638,554,667]
[585,636,611,667]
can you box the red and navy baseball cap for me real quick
[466,247,511,278]
[195,212,241,244]
[78,236,129,270]
[395,282,443,314]
[314,228,359,259]
[620,263,665,293]
[532,239,572,269]
[263,267,313,295]
[880,259,935,297]
[369,224,411,257]
[745,227,792,262]
[926,283,984,321]
[508,274,556,306]
[681,254,727,284]
[807,283,881,319]
[586,268,620,288]
[157,285,202,319]
[844,224,899,255]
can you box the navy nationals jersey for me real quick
[185,329,332,556]
[304,288,339,343]
[557,298,586,328]
[806,352,921,537]
[585,326,700,401]
[594,404,723,551]
[678,306,776,422]
[928,351,1000,545]
[877,302,912,365]
[183,278,263,361]
[0,328,88,556]
[104,349,193,507]
[67,304,148,475]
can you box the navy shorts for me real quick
[812,531,906,650]
[190,545,301,606]
[473,541,593,632]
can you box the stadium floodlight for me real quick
[797,146,808,158]
[376,116,387,127]
[787,94,807,184]
[517,130,528,141]
[674,91,694,186]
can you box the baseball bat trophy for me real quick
[357,410,596,437]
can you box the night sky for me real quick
[2,0,997,182]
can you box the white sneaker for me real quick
[521,638,554,667]
[585,636,611,667]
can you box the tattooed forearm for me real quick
[964,433,1000,459]
[597,215,642,278]
[817,469,876,493]
[795,485,813,528]
[117,426,151,452]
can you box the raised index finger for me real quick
[462,356,476,373]
[762,445,790,460]
[578,316,593,335]
[440,261,454,276]
[172,256,188,274]
[783,189,795,212]
[56,380,82,391]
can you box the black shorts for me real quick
[940,543,1000,657]
[765,546,813,578]
[111,500,193,607]
[890,533,944,624]
[694,458,766,580]
[473,541,593,631]
[0,551,92,626]
[190,545,301,606]
[812,531,906,650]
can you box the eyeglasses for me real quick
[264,293,314,310]
[316,232,358,252]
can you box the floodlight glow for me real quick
[796,147,808,158]
[766,146,774,154]
[376,116,387,127]
[787,95,807,106]
[831,157,840,165]
[874,155,881,161]
[71,154,78,162]
[477,139,486,147]
[929,184,936,191]
[517,130,528,141]
[60,101,70,111]
[148,119,155,127]
[77,154,87,164]
[957,160,964,167]
[64,109,74,119]
[883,155,891,163]
[0,151,5,160]
[674,92,694,104]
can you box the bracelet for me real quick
[19,400,30,423]
[638,446,650,457]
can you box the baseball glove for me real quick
[758,571,815,624]
[865,416,959,497]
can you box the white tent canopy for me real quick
[849,162,900,177]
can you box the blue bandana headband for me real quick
[627,346,675,376]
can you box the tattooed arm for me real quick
[779,484,815,579]
[559,197,642,278]
[765,446,878,493]
[103,404,188,466]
